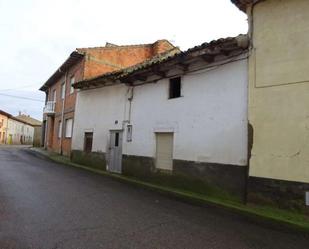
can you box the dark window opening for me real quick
[169,77,181,99]
[115,132,119,147]
[84,132,93,153]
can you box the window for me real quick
[169,77,181,99]
[70,76,75,94]
[58,121,62,138]
[115,132,119,147]
[61,82,65,99]
[84,132,93,153]
[126,125,132,142]
[65,119,73,138]
[53,89,57,102]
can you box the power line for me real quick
[0,93,44,102]
[0,84,40,92]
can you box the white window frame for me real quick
[65,118,73,138]
[70,76,75,94]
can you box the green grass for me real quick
[32,148,309,233]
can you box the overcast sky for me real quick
[0,0,247,120]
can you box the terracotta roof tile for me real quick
[74,34,248,89]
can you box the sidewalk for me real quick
[28,147,309,234]
[0,144,32,149]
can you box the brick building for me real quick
[40,40,178,156]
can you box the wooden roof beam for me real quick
[201,54,215,63]
[151,69,167,78]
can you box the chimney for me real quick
[105,42,118,47]
[19,111,21,116]
[152,40,171,56]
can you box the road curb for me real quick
[27,148,309,235]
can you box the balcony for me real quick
[43,101,56,115]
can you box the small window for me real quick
[61,82,65,99]
[58,121,62,138]
[65,119,73,138]
[84,132,93,153]
[70,76,75,94]
[115,132,119,147]
[169,77,181,99]
[53,89,57,102]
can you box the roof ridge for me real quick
[74,34,248,89]
[76,39,174,51]
[73,47,181,86]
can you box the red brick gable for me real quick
[80,40,176,79]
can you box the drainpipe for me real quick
[122,86,134,129]
[59,70,67,155]
[128,86,134,123]
[43,91,48,148]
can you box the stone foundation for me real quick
[122,155,247,202]
[71,150,106,170]
[173,160,247,201]
[248,176,309,212]
[70,151,248,202]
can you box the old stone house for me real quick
[71,35,249,201]
[232,0,309,210]
[39,40,178,156]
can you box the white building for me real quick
[7,117,34,145]
[72,35,249,201]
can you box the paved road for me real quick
[0,147,308,249]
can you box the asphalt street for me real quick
[0,146,308,249]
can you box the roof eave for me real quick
[117,35,249,84]
[231,0,263,12]
[73,48,181,90]
[39,51,84,92]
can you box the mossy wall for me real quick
[122,155,245,203]
[70,151,246,203]
[71,150,106,170]
[248,176,309,213]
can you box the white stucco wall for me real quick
[7,119,34,144]
[73,84,128,152]
[73,58,248,166]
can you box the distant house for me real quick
[71,35,249,200]
[0,110,9,144]
[15,113,42,147]
[39,40,178,156]
[0,110,35,145]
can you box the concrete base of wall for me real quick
[122,155,247,202]
[70,150,247,202]
[173,160,248,201]
[248,176,309,212]
[71,150,106,171]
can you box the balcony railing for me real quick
[43,101,56,115]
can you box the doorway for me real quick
[108,130,123,173]
[155,132,174,171]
